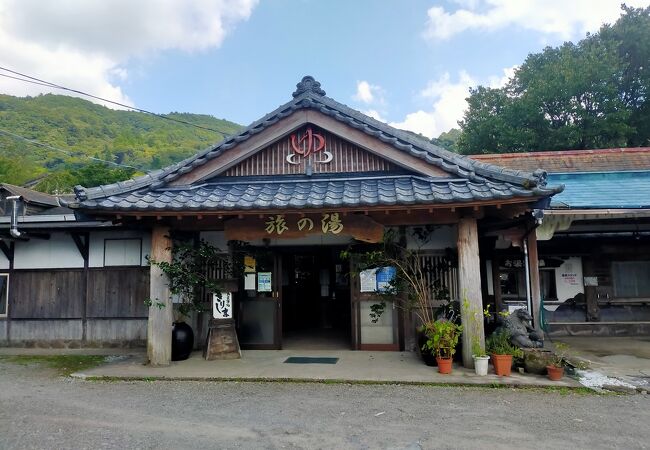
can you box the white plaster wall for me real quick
[14,232,84,269]
[89,230,151,268]
[405,225,457,250]
[542,257,584,311]
[0,251,9,270]
[555,256,584,302]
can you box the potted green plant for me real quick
[341,229,457,366]
[472,341,490,376]
[422,319,462,374]
[149,238,239,361]
[486,329,523,377]
[462,296,489,376]
[547,342,569,381]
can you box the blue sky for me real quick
[1,0,648,138]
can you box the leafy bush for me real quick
[422,319,462,359]
[486,330,523,358]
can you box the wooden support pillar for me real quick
[457,217,485,369]
[527,229,542,333]
[147,226,173,366]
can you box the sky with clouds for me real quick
[1,0,648,139]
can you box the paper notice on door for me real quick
[360,269,377,292]
[244,273,256,290]
[257,272,272,292]
[244,256,256,273]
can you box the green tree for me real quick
[0,93,241,191]
[34,164,138,194]
[431,128,461,152]
[457,5,650,154]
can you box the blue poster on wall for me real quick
[375,266,397,292]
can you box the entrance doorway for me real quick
[236,246,351,350]
[281,247,351,350]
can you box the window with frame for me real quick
[0,274,8,317]
[612,261,650,298]
[104,238,143,267]
[540,269,558,301]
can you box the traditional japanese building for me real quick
[65,76,560,365]
[1,76,561,366]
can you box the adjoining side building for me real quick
[473,148,650,337]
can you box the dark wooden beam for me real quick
[0,240,13,262]
[70,232,89,261]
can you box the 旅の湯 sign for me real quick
[224,213,384,243]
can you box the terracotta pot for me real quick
[436,357,453,374]
[546,365,564,381]
[491,354,513,377]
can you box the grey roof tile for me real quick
[74,174,558,212]
[71,76,561,208]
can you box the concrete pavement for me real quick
[72,349,581,388]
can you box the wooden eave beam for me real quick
[87,197,538,219]
[70,232,89,261]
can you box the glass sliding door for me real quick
[237,250,282,349]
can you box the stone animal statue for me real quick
[497,308,544,348]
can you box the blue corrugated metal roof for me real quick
[548,171,650,209]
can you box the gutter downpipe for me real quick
[7,195,23,238]
[522,238,533,316]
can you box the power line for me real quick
[0,127,143,171]
[0,72,60,89]
[0,66,233,135]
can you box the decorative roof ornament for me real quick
[292,75,326,98]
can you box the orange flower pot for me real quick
[436,357,453,374]
[491,354,513,377]
[546,365,564,381]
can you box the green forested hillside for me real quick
[0,93,242,193]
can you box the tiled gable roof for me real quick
[1,183,60,207]
[77,173,557,212]
[70,76,561,212]
[471,147,650,173]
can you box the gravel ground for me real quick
[0,360,648,450]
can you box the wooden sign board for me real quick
[224,213,384,243]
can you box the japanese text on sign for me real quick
[265,213,344,236]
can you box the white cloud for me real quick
[0,0,258,107]
[390,71,477,139]
[423,0,650,42]
[488,64,518,89]
[353,80,384,104]
[362,109,387,122]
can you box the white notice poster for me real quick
[360,269,377,292]
[257,272,272,292]
[244,273,256,290]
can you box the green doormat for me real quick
[284,357,339,364]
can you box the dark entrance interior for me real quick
[280,247,351,350]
